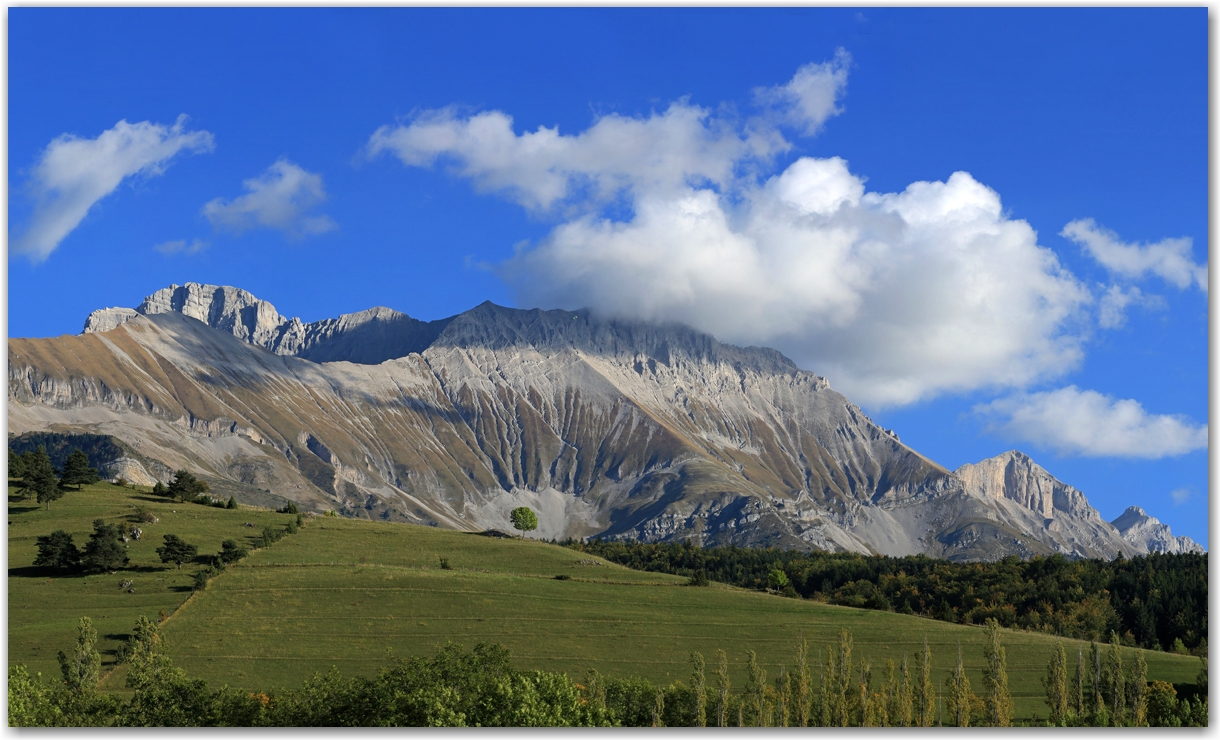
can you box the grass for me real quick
[10,482,1204,722]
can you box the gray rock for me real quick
[1111,505,1204,555]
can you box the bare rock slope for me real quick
[11,283,1191,560]
[1110,506,1204,555]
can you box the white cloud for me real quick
[14,115,214,262]
[371,58,1101,407]
[1062,218,1207,291]
[976,386,1208,459]
[1097,284,1164,329]
[1170,488,1192,505]
[154,238,207,256]
[754,48,851,136]
[203,159,337,238]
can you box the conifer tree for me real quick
[57,616,101,694]
[22,447,61,509]
[58,449,99,490]
[714,649,729,727]
[915,638,935,727]
[982,619,1013,726]
[794,636,811,727]
[945,643,973,727]
[9,448,26,479]
[1130,649,1148,727]
[690,652,707,727]
[1107,631,1125,725]
[81,519,129,572]
[1044,639,1069,725]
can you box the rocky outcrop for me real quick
[21,283,1194,560]
[1111,506,1204,555]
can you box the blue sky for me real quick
[8,8,1208,547]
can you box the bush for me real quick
[278,501,299,515]
[687,570,710,587]
[191,571,209,591]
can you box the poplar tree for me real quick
[1072,645,1085,719]
[689,652,707,727]
[714,649,730,727]
[945,643,973,727]
[834,629,853,727]
[982,619,1013,726]
[794,637,811,727]
[651,688,664,727]
[915,638,935,727]
[896,654,913,727]
[1106,631,1125,725]
[57,616,101,694]
[818,653,834,727]
[745,650,766,726]
[883,659,898,727]
[1130,650,1148,727]
[1044,639,1069,725]
[858,660,878,726]
[1089,641,1104,723]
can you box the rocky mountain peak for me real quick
[1111,505,1203,555]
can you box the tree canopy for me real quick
[166,470,210,503]
[59,449,100,491]
[157,535,199,570]
[81,519,129,572]
[33,530,81,570]
[510,507,538,535]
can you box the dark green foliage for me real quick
[167,470,209,503]
[152,481,168,497]
[218,539,247,564]
[278,501,299,514]
[569,540,1207,651]
[81,519,129,572]
[9,448,26,479]
[510,506,538,534]
[8,432,124,476]
[192,571,210,591]
[286,519,298,535]
[34,530,81,570]
[226,496,238,510]
[20,447,62,509]
[687,570,710,587]
[58,449,100,490]
[260,525,283,548]
[156,534,198,570]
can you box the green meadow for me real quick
[10,482,1203,721]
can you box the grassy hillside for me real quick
[10,482,1203,721]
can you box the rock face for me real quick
[1111,506,1204,555]
[22,283,1196,560]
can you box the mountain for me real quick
[1110,506,1205,555]
[10,282,1195,560]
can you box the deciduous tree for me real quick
[982,618,1013,726]
[1044,639,1068,725]
[509,507,538,536]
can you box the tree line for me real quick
[9,619,1205,727]
[565,539,1207,653]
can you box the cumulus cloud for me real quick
[13,115,214,262]
[1096,284,1164,329]
[754,48,851,135]
[370,57,1103,407]
[203,159,337,238]
[154,238,207,256]
[976,386,1208,459]
[1062,218,1207,291]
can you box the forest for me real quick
[567,539,1207,654]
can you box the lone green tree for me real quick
[218,539,248,564]
[21,447,62,509]
[690,651,707,727]
[33,530,81,570]
[58,449,99,490]
[156,534,198,570]
[166,469,209,503]
[81,519,129,572]
[509,506,538,536]
[57,616,101,694]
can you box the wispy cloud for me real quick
[753,48,851,136]
[1097,284,1164,329]
[203,159,336,238]
[371,56,1094,407]
[154,238,207,256]
[1062,218,1207,291]
[14,115,214,262]
[1170,487,1193,505]
[976,386,1208,459]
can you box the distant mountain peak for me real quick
[1111,505,1203,555]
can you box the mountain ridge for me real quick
[12,282,1193,559]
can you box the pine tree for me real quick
[945,643,973,727]
[57,616,101,693]
[58,449,99,490]
[21,447,61,510]
[9,448,26,479]
[33,530,81,570]
[714,649,730,727]
[1044,639,1069,725]
[690,652,706,727]
[81,519,129,572]
[915,638,935,727]
[1130,650,1148,726]
[1107,631,1125,725]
